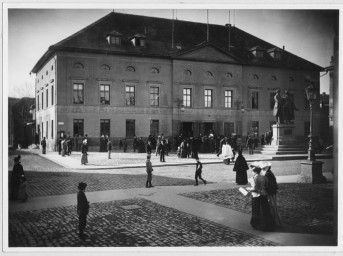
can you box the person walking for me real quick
[77,182,90,239]
[61,138,66,157]
[260,162,282,227]
[10,155,25,200]
[41,137,46,154]
[233,150,248,185]
[67,136,73,156]
[81,139,88,165]
[145,155,154,188]
[246,166,275,231]
[194,158,206,186]
[107,137,112,159]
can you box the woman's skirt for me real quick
[268,194,282,227]
[81,153,88,164]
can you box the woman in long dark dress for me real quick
[10,155,25,200]
[233,150,248,185]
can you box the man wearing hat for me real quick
[77,182,90,239]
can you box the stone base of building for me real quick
[298,160,326,184]
[271,124,298,146]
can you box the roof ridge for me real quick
[53,12,114,47]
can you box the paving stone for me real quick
[9,198,277,247]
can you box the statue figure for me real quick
[282,90,298,124]
[273,89,283,124]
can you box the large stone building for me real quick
[31,12,323,151]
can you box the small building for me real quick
[30,12,323,151]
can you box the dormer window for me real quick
[106,30,122,45]
[250,46,265,58]
[129,33,146,47]
[267,47,282,60]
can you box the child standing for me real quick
[146,155,154,188]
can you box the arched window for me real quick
[184,69,192,75]
[126,66,135,72]
[73,62,84,69]
[206,71,213,77]
[100,64,111,71]
[227,72,233,78]
[51,65,54,71]
[253,74,259,80]
[151,68,159,74]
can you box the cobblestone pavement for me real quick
[8,171,195,197]
[180,183,334,235]
[9,198,278,247]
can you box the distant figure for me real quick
[233,150,249,185]
[246,136,254,155]
[107,138,112,159]
[146,140,152,155]
[145,155,154,188]
[77,182,90,239]
[194,158,206,186]
[41,137,46,154]
[119,139,123,150]
[273,89,283,124]
[81,140,88,165]
[123,138,128,152]
[159,140,166,162]
[133,135,138,152]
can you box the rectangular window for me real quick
[37,95,40,111]
[204,89,213,108]
[73,83,84,104]
[150,120,159,136]
[100,119,111,137]
[224,122,234,137]
[51,85,54,105]
[51,120,54,138]
[46,89,49,108]
[46,121,48,138]
[41,92,44,109]
[111,36,121,45]
[73,119,84,137]
[270,92,276,109]
[100,84,110,105]
[41,122,44,139]
[126,119,135,138]
[224,90,233,108]
[150,87,159,106]
[251,121,259,136]
[252,91,259,109]
[126,85,135,106]
[183,88,192,107]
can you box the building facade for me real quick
[31,12,323,151]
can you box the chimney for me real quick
[283,45,285,50]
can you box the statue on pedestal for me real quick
[273,89,298,125]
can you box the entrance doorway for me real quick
[181,122,193,137]
[204,122,214,135]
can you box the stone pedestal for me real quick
[298,160,325,184]
[271,124,297,146]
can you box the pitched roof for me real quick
[31,11,323,73]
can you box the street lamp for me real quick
[305,82,318,161]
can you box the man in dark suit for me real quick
[77,182,90,239]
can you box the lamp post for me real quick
[305,82,317,161]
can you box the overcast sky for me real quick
[7,8,338,97]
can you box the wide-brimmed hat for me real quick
[259,161,272,169]
[78,182,87,190]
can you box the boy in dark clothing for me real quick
[194,158,206,186]
[77,182,90,239]
[159,140,166,162]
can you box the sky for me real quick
[6,7,338,98]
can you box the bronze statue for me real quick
[273,89,298,125]
[273,89,283,124]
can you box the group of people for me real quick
[233,154,282,231]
